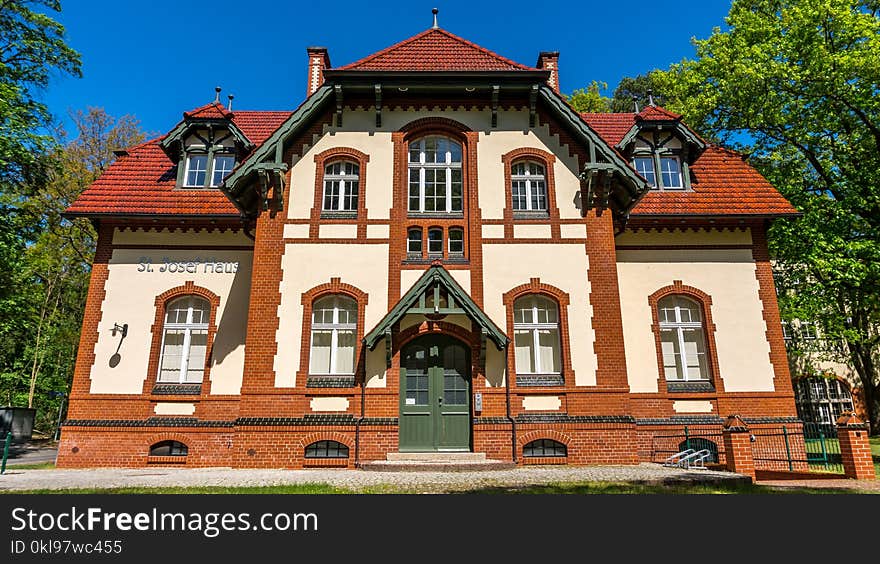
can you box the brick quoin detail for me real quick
[837,424,876,480]
[142,282,221,396]
[500,147,561,239]
[723,428,756,482]
[295,278,369,384]
[310,147,370,239]
[647,280,725,394]
[502,278,574,386]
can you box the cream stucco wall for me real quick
[617,247,775,393]
[482,244,596,386]
[91,247,252,395]
[522,396,562,411]
[275,243,389,387]
[286,108,584,223]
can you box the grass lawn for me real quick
[1,480,871,495]
[2,461,56,471]
[871,437,880,477]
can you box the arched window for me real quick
[310,296,357,376]
[677,438,718,463]
[305,440,349,459]
[158,296,210,383]
[523,439,567,457]
[513,296,561,375]
[794,377,855,426]
[407,227,423,257]
[408,136,463,213]
[149,440,188,457]
[448,227,464,257]
[322,161,359,212]
[427,227,443,256]
[511,161,547,212]
[658,296,709,381]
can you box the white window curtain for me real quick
[158,296,211,383]
[310,295,358,375]
[513,295,561,375]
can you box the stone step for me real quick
[359,460,516,472]
[386,452,486,462]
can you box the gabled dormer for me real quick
[616,100,706,191]
[159,90,255,189]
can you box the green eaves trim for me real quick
[159,119,255,157]
[537,85,648,205]
[221,85,335,200]
[616,121,707,153]
[363,265,509,350]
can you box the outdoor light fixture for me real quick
[111,323,128,338]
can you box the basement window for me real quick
[149,440,188,457]
[304,440,349,459]
[523,439,567,458]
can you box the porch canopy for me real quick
[364,265,508,365]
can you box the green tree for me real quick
[654,0,880,432]
[609,72,667,113]
[0,108,144,432]
[0,0,81,188]
[567,80,611,113]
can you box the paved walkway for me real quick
[2,440,58,467]
[0,463,742,493]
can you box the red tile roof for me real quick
[636,105,681,121]
[335,28,536,72]
[580,113,797,216]
[66,111,292,217]
[183,101,233,120]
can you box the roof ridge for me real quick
[335,27,535,71]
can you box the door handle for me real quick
[438,397,443,405]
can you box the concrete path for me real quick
[0,463,743,493]
[2,440,58,467]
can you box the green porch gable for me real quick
[364,266,509,360]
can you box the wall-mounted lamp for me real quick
[111,323,128,339]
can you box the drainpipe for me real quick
[504,345,517,463]
[354,366,366,468]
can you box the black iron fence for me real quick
[751,423,843,474]
[651,426,726,465]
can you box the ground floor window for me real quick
[794,377,854,426]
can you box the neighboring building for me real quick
[58,20,801,468]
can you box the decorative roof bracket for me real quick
[529,84,538,127]
[491,85,500,128]
[374,84,382,128]
[334,84,344,127]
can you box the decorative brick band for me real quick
[306,376,357,388]
[236,416,398,427]
[635,416,801,426]
[516,374,565,387]
[64,418,234,428]
[151,384,202,395]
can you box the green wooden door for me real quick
[399,335,471,452]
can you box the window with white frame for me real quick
[407,227,423,256]
[408,136,463,213]
[309,296,357,376]
[511,161,547,212]
[448,227,464,257]
[322,161,360,213]
[513,295,561,375]
[211,155,236,186]
[633,157,656,188]
[184,155,209,187]
[659,156,683,189]
[658,295,710,381]
[157,296,210,383]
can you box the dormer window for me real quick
[632,155,684,190]
[184,153,236,188]
[633,157,656,187]
[660,156,682,189]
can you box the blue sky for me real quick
[44,1,732,138]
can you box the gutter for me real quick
[354,371,366,468]
[505,345,517,464]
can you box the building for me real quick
[58,19,802,469]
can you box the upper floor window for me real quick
[310,295,357,376]
[633,157,656,187]
[660,156,683,189]
[633,156,683,190]
[448,227,464,257]
[408,136,463,214]
[513,296,561,375]
[427,227,444,257]
[407,227,423,257]
[158,296,210,383]
[323,161,359,213]
[658,295,709,381]
[184,153,236,188]
[511,161,547,212]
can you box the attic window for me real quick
[633,156,684,190]
[183,153,236,188]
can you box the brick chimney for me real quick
[536,51,560,94]
[306,47,331,97]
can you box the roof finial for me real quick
[432,7,439,29]
[214,86,221,103]
[632,94,640,113]
[227,94,234,112]
[647,88,655,107]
